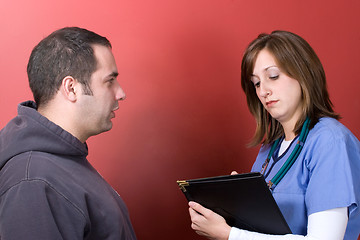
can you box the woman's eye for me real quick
[269,75,279,80]
[250,76,260,88]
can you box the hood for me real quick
[0,101,88,169]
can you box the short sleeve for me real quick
[304,125,360,216]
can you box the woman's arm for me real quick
[189,202,348,240]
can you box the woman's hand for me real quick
[188,201,231,240]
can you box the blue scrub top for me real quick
[251,117,360,239]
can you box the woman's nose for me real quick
[258,82,271,98]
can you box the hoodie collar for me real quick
[0,101,88,168]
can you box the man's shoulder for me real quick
[0,151,80,193]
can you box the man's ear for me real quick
[61,76,79,102]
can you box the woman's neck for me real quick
[281,120,297,141]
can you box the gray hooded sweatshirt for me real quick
[0,101,136,240]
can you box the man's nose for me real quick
[116,83,126,101]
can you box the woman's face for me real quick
[251,49,303,130]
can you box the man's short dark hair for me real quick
[27,27,112,107]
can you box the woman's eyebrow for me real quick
[264,65,278,71]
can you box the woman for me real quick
[188,31,360,240]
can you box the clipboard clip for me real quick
[177,180,189,192]
[268,181,276,191]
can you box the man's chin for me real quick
[92,123,113,137]
[103,123,113,132]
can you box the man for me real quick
[0,27,137,239]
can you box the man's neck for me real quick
[37,102,88,143]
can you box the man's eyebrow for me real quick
[108,72,119,78]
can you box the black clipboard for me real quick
[177,172,291,235]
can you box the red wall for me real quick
[1,1,359,239]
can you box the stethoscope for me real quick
[261,117,311,190]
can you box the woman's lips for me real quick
[266,100,278,107]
